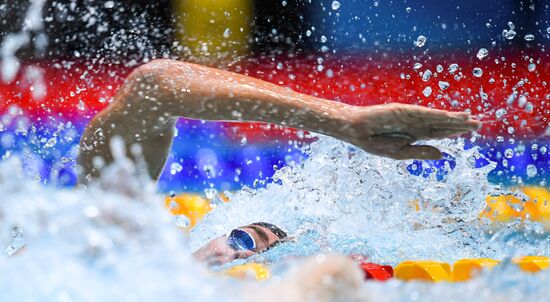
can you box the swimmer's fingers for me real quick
[410,127,477,140]
[428,119,481,130]
[394,145,442,160]
[397,104,466,120]
[408,106,481,126]
[425,128,474,139]
[362,135,433,160]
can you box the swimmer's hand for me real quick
[339,103,481,160]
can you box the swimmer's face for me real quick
[192,224,281,266]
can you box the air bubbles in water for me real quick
[436,65,443,73]
[413,63,422,70]
[524,34,535,41]
[528,63,536,72]
[331,1,341,10]
[414,35,427,47]
[476,48,488,60]
[472,67,483,77]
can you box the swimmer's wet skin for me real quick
[77,59,481,184]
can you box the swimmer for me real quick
[192,222,288,266]
[78,59,481,264]
[79,59,480,183]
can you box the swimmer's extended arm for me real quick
[78,59,480,183]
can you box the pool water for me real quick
[1,135,549,301]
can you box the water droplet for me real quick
[507,21,515,30]
[518,95,527,108]
[413,63,422,70]
[495,109,507,119]
[507,126,515,134]
[77,100,86,111]
[422,86,432,97]
[204,188,217,199]
[45,137,57,148]
[231,110,242,118]
[502,29,516,40]
[448,63,459,74]
[547,27,550,34]
[528,63,536,72]
[438,81,450,90]
[4,226,25,256]
[472,67,483,77]
[436,65,443,73]
[524,34,535,41]
[476,48,488,60]
[104,1,115,8]
[405,7,412,13]
[223,28,231,38]
[170,162,183,175]
[331,1,341,10]
[422,69,432,81]
[326,69,334,78]
[524,102,534,113]
[504,148,514,158]
[507,91,518,105]
[414,35,427,47]
[173,215,190,228]
[526,164,538,178]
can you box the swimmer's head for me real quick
[193,222,287,266]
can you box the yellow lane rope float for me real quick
[165,193,212,229]
[395,256,550,282]
[394,261,451,282]
[222,263,271,280]
[480,186,550,224]
[451,258,500,282]
[512,256,550,273]
[172,0,253,63]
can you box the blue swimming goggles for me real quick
[227,229,256,251]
